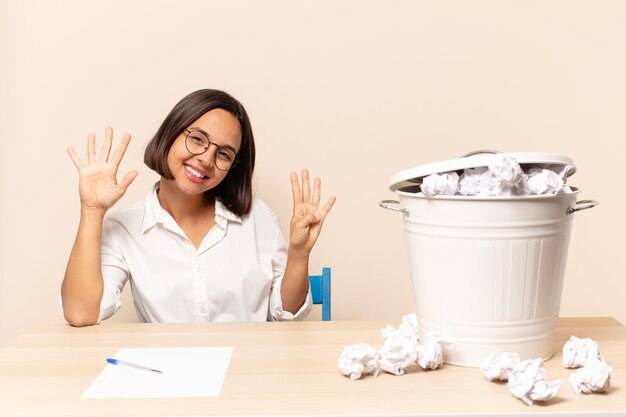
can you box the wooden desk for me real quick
[0,318,624,416]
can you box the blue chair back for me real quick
[309,267,331,321]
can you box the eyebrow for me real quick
[188,127,238,153]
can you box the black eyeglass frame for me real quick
[183,128,239,172]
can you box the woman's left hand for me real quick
[289,169,336,255]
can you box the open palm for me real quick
[289,169,336,253]
[67,127,138,211]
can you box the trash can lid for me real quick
[389,151,575,191]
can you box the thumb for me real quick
[119,170,138,193]
[296,213,319,229]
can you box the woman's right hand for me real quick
[67,127,138,212]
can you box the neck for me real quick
[157,179,214,221]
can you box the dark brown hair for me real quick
[144,89,255,216]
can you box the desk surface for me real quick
[0,317,625,416]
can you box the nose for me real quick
[196,144,218,168]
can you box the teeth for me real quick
[185,165,205,179]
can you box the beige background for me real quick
[1,0,625,345]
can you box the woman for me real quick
[62,89,335,326]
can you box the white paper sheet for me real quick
[82,347,233,398]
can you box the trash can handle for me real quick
[379,200,409,216]
[460,150,501,158]
[567,200,599,215]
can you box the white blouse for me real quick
[97,184,312,323]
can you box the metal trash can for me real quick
[380,152,597,367]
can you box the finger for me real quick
[87,132,96,164]
[290,171,302,208]
[312,177,321,206]
[99,127,113,162]
[118,170,138,193]
[66,147,85,170]
[294,213,319,229]
[110,133,132,167]
[319,195,336,219]
[301,169,311,203]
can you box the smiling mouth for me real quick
[185,164,209,180]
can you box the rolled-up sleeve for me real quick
[98,217,130,323]
[267,227,313,321]
[269,287,312,320]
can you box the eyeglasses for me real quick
[184,129,238,171]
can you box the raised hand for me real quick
[289,169,336,254]
[67,127,138,212]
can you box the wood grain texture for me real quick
[0,318,624,416]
